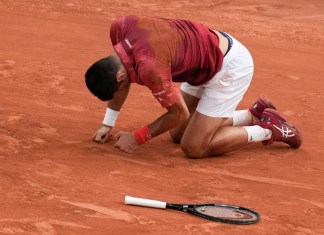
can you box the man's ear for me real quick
[116,70,127,83]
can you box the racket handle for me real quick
[125,196,167,209]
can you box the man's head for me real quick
[85,55,121,101]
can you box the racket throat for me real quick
[167,203,191,212]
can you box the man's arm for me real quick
[114,95,190,153]
[93,83,131,143]
[148,95,190,137]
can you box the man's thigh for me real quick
[181,111,229,153]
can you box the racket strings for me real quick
[195,205,257,221]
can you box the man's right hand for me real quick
[92,125,113,143]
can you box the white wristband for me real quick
[103,108,119,127]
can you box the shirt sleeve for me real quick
[136,56,181,108]
[152,80,181,108]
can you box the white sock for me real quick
[243,125,272,143]
[233,110,253,126]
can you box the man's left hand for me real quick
[114,131,139,153]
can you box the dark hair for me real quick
[85,56,119,101]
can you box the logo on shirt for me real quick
[153,90,166,102]
[125,39,132,49]
[153,90,166,96]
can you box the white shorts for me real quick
[180,33,254,117]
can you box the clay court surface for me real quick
[1,0,324,234]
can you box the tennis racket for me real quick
[125,196,259,224]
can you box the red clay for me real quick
[0,0,323,234]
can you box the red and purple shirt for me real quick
[110,15,223,107]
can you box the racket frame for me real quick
[166,203,260,224]
[125,196,260,225]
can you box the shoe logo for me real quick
[273,124,295,138]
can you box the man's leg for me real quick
[169,91,200,143]
[180,112,249,158]
[169,90,255,144]
[171,93,262,158]
[180,96,302,158]
[169,92,267,143]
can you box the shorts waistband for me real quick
[219,31,233,57]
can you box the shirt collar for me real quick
[113,41,138,83]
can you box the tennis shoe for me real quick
[249,96,276,119]
[258,108,302,148]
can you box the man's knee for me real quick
[180,141,207,159]
[180,137,227,158]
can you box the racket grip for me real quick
[125,196,167,209]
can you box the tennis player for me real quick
[85,15,302,158]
